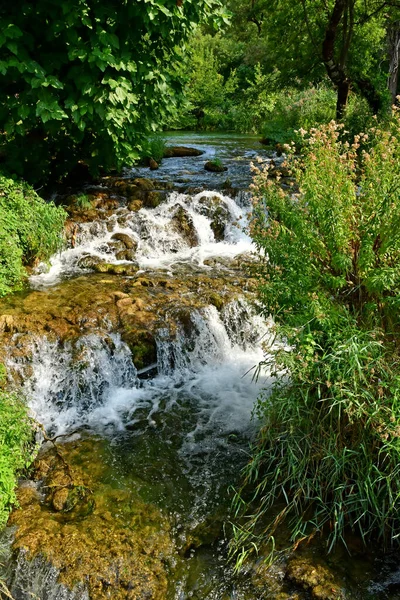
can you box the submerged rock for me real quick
[286,557,346,599]
[93,263,139,275]
[8,439,174,600]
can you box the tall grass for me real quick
[231,111,400,565]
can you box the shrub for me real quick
[261,85,337,145]
[232,112,400,564]
[0,174,66,296]
[141,135,167,164]
[0,368,36,527]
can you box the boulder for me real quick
[149,158,159,170]
[77,255,104,269]
[163,146,204,158]
[171,205,198,247]
[111,232,137,250]
[204,161,228,173]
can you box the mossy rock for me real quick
[93,263,139,275]
[127,199,143,212]
[122,329,157,371]
[9,439,174,600]
[171,205,198,247]
[132,177,155,191]
[111,232,137,250]
[142,190,165,208]
[197,195,229,241]
[204,161,228,173]
[286,557,346,600]
[163,146,204,158]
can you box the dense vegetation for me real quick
[232,112,400,562]
[172,0,399,140]
[0,0,226,184]
[0,366,35,527]
[0,175,66,297]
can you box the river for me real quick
[1,133,399,599]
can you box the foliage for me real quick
[261,85,337,145]
[0,174,66,296]
[142,135,167,164]
[226,0,393,117]
[170,30,279,132]
[232,113,400,563]
[74,194,92,210]
[0,0,226,183]
[0,367,35,527]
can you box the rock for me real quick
[93,263,139,276]
[286,557,346,599]
[163,146,204,158]
[171,205,198,247]
[77,255,103,269]
[115,249,136,261]
[197,195,229,241]
[132,177,155,191]
[149,158,159,170]
[0,314,15,333]
[122,329,157,371]
[142,190,165,208]
[110,232,137,250]
[127,199,143,212]
[204,161,228,173]
[9,440,173,600]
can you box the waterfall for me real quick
[8,301,271,439]
[29,190,255,288]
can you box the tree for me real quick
[228,0,398,118]
[0,1,226,183]
[388,20,400,103]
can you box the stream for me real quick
[1,133,400,599]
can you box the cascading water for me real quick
[1,134,288,600]
[30,190,254,288]
[9,300,270,439]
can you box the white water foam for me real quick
[9,301,272,440]
[30,190,255,288]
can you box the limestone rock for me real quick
[163,146,204,158]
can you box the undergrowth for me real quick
[231,110,400,566]
[0,174,66,296]
[0,368,36,527]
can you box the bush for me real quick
[0,369,36,527]
[141,135,167,164]
[0,174,66,296]
[232,112,400,564]
[261,85,337,145]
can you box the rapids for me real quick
[2,133,399,600]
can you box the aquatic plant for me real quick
[232,112,400,563]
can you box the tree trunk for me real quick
[388,22,400,105]
[322,0,351,119]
